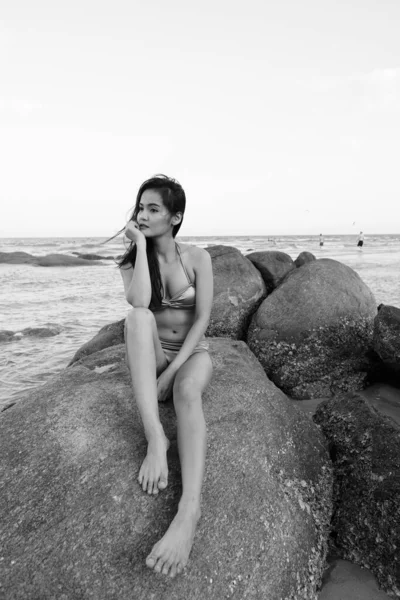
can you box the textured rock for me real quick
[314,392,400,598]
[247,259,377,399]
[373,305,400,381]
[246,250,295,293]
[0,338,332,600]
[205,245,266,339]
[295,251,316,268]
[0,330,14,342]
[68,319,125,365]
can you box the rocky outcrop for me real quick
[295,251,316,268]
[0,338,333,600]
[0,326,62,342]
[246,251,295,293]
[314,392,400,598]
[247,259,377,398]
[68,319,125,365]
[205,246,266,339]
[0,251,104,266]
[373,305,400,380]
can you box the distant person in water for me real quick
[113,175,213,578]
[357,231,364,248]
[319,233,324,247]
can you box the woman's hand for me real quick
[124,220,146,245]
[157,369,175,403]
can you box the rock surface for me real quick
[295,251,317,268]
[68,319,125,365]
[205,246,266,339]
[373,305,400,380]
[246,250,295,293]
[0,338,332,600]
[314,392,400,598]
[247,259,377,398]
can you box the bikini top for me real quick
[150,244,196,312]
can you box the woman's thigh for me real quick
[173,351,213,399]
[124,308,169,376]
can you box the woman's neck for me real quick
[153,235,177,263]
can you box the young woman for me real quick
[117,175,213,578]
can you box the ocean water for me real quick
[1,234,400,407]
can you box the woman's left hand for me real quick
[157,369,175,403]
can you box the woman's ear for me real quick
[172,212,183,225]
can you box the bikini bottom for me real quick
[159,337,209,364]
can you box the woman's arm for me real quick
[120,225,152,307]
[164,247,213,376]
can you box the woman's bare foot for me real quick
[138,433,170,495]
[145,505,201,577]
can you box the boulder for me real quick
[247,259,377,399]
[314,392,400,598]
[373,305,400,380]
[68,319,125,365]
[0,338,333,600]
[0,251,36,264]
[246,251,295,293]
[295,252,316,268]
[0,330,15,342]
[205,245,266,339]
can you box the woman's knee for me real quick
[125,307,154,331]
[173,377,202,405]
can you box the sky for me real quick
[1,0,399,237]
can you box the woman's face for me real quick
[135,189,179,237]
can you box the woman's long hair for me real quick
[111,174,186,308]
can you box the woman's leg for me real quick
[146,351,213,577]
[125,308,169,495]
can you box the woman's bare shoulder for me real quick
[178,242,209,261]
[177,243,211,273]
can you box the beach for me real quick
[1,233,399,599]
[1,233,399,407]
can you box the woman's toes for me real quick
[145,555,157,569]
[150,480,159,495]
[162,560,172,575]
[169,564,177,578]
[158,475,168,490]
[176,562,183,575]
[154,558,164,573]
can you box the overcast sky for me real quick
[1,0,399,237]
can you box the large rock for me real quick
[294,252,316,268]
[373,305,400,380]
[205,245,266,339]
[314,392,400,598]
[247,259,377,399]
[0,338,333,600]
[246,251,295,293]
[68,319,125,365]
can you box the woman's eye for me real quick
[150,209,158,213]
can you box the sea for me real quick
[1,234,400,408]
